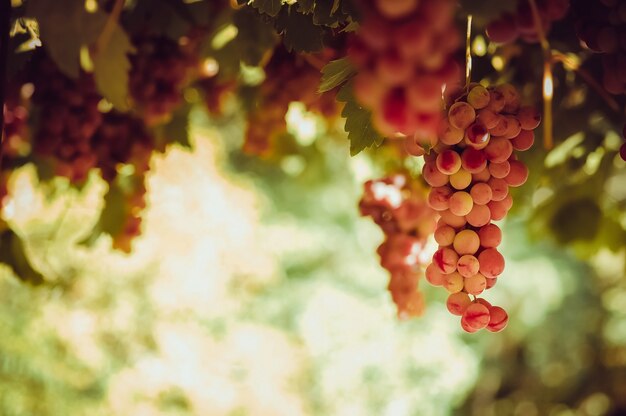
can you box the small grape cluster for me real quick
[422,83,540,332]
[359,173,438,319]
[31,58,102,183]
[243,48,338,156]
[348,0,460,142]
[129,36,197,125]
[487,0,569,44]
[572,0,626,94]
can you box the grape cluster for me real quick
[111,177,149,254]
[572,0,626,94]
[359,173,438,319]
[422,83,540,332]
[486,0,569,44]
[129,36,197,125]
[348,0,460,143]
[31,58,102,183]
[243,48,339,156]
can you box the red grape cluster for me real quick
[243,48,339,156]
[572,0,626,94]
[422,83,540,332]
[348,0,460,143]
[129,36,197,125]
[486,0,569,44]
[359,173,438,319]
[31,58,102,183]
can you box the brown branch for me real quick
[0,0,11,172]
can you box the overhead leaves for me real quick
[0,230,44,285]
[275,7,324,53]
[238,0,283,17]
[91,23,135,111]
[336,83,384,156]
[319,57,355,92]
[27,0,106,78]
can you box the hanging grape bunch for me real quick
[420,83,540,332]
[572,0,626,95]
[486,0,570,43]
[348,0,460,145]
[359,173,438,318]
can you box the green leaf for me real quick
[245,0,283,17]
[27,0,107,78]
[0,230,45,285]
[154,104,192,149]
[297,0,315,13]
[313,0,348,26]
[337,84,384,156]
[319,58,355,92]
[275,7,324,52]
[91,23,135,111]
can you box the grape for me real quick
[428,186,453,211]
[457,254,480,277]
[353,71,387,109]
[488,161,511,179]
[422,161,450,187]
[488,177,509,202]
[462,303,491,331]
[512,129,535,151]
[517,106,542,130]
[478,224,502,248]
[438,118,465,145]
[496,83,521,113]
[485,277,498,289]
[469,182,493,205]
[478,248,505,278]
[464,273,487,295]
[433,247,460,274]
[466,203,492,227]
[436,149,462,175]
[425,263,446,286]
[464,122,491,149]
[501,116,522,139]
[472,167,492,183]
[444,272,464,293]
[487,199,509,221]
[461,147,488,173]
[467,85,491,109]
[477,109,500,129]
[375,0,419,19]
[504,159,529,187]
[486,306,509,332]
[434,225,456,246]
[446,292,473,315]
[440,209,468,228]
[486,89,506,112]
[448,102,477,130]
[450,169,472,190]
[453,229,480,255]
[377,50,415,86]
[449,191,474,216]
[484,138,513,163]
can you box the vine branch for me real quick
[0,0,11,172]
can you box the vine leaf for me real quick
[319,58,355,92]
[336,83,384,156]
[239,0,283,17]
[27,0,106,78]
[0,230,44,285]
[91,23,135,112]
[154,104,192,150]
[275,8,324,52]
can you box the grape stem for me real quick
[465,14,473,92]
[0,0,11,172]
[551,52,620,114]
[527,0,553,150]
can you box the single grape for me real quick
[478,248,505,278]
[449,191,474,216]
[465,122,491,149]
[484,138,513,163]
[440,209,468,228]
[472,167,492,183]
[453,229,480,255]
[428,186,453,211]
[433,247,460,274]
[435,224,456,246]
[464,273,487,295]
[461,147,487,173]
[486,306,509,332]
[470,182,493,205]
[477,108,500,129]
[467,85,491,109]
[438,118,465,145]
[488,177,509,201]
[517,106,541,130]
[462,302,491,330]
[511,129,534,151]
[504,160,529,187]
[425,263,447,286]
[466,203,491,227]
[422,161,450,187]
[478,223,502,248]
[457,254,480,277]
[436,149,462,175]
[444,272,465,293]
[447,292,473,315]
[488,161,511,179]
[450,169,472,190]
[448,101,476,130]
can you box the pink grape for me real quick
[487,199,509,221]
[450,169,472,190]
[449,191,474,216]
[472,167,492,183]
[444,272,464,293]
[501,116,522,139]
[466,203,491,227]
[489,116,509,136]
[453,229,480,255]
[486,306,509,332]
[477,108,500,129]
[440,209,467,228]
[504,160,529,187]
[448,101,476,130]
[511,129,534,151]
[517,106,541,130]
[478,223,502,248]
[433,247,460,274]
[465,122,491,149]
[485,277,497,289]
[461,147,487,173]
[425,263,446,286]
[486,89,505,112]
[461,317,479,333]
[438,118,465,145]
[376,0,420,20]
[436,149,462,175]
[470,182,493,205]
[464,273,487,295]
[484,138,513,163]
[422,161,450,187]
[488,177,509,201]
[428,186,453,211]
[496,83,520,112]
[462,303,491,330]
[488,161,511,179]
[434,224,456,246]
[457,254,480,277]
[446,292,472,315]
[478,248,505,278]
[467,85,490,109]
[476,298,492,308]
